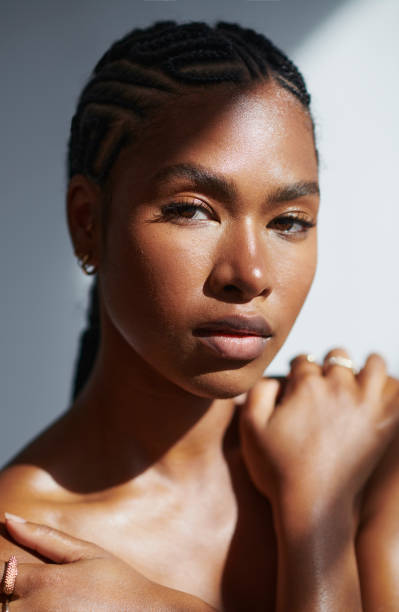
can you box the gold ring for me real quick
[324,355,357,374]
[1,555,17,597]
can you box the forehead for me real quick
[111,82,318,195]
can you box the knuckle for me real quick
[34,524,53,539]
[299,373,318,389]
[327,378,354,402]
[290,353,313,366]
[293,372,322,393]
[324,346,349,359]
[366,352,386,368]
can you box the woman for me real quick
[1,20,398,611]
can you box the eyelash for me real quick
[154,201,316,236]
[159,201,212,222]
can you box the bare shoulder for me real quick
[0,463,60,563]
[0,412,79,562]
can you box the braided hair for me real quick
[69,20,313,400]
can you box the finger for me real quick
[4,516,106,564]
[322,347,356,382]
[383,376,399,404]
[289,353,321,376]
[285,353,321,390]
[233,392,248,406]
[356,353,387,401]
[2,561,46,599]
[1,555,17,596]
[240,378,281,431]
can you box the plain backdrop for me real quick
[1,0,398,466]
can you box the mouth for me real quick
[193,315,273,360]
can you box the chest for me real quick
[68,478,277,610]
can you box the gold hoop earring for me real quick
[77,253,97,276]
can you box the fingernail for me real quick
[4,512,26,523]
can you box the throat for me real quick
[68,387,237,489]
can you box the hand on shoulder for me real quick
[239,349,399,520]
[0,464,59,563]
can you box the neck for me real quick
[70,334,238,487]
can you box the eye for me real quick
[268,213,316,237]
[154,200,215,224]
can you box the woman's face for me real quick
[98,82,319,398]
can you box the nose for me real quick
[205,218,272,303]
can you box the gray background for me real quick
[1,0,398,466]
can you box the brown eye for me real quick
[160,201,214,222]
[174,205,208,219]
[268,215,315,235]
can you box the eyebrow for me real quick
[150,162,319,205]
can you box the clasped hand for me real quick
[240,349,399,517]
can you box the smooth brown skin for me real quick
[0,82,399,611]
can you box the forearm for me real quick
[356,515,399,610]
[273,497,362,612]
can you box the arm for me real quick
[357,510,399,610]
[239,352,398,612]
[0,517,217,612]
[356,377,399,610]
[274,376,399,611]
[273,497,361,611]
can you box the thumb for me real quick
[4,513,106,563]
[240,378,281,432]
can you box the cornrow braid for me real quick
[67,19,312,186]
[215,22,311,105]
[69,20,313,400]
[71,279,100,401]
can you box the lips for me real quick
[193,315,272,360]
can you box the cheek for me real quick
[134,228,213,316]
[272,237,317,329]
[101,219,215,354]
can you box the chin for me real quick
[179,366,266,400]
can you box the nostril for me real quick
[224,284,238,293]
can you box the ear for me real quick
[66,174,103,268]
